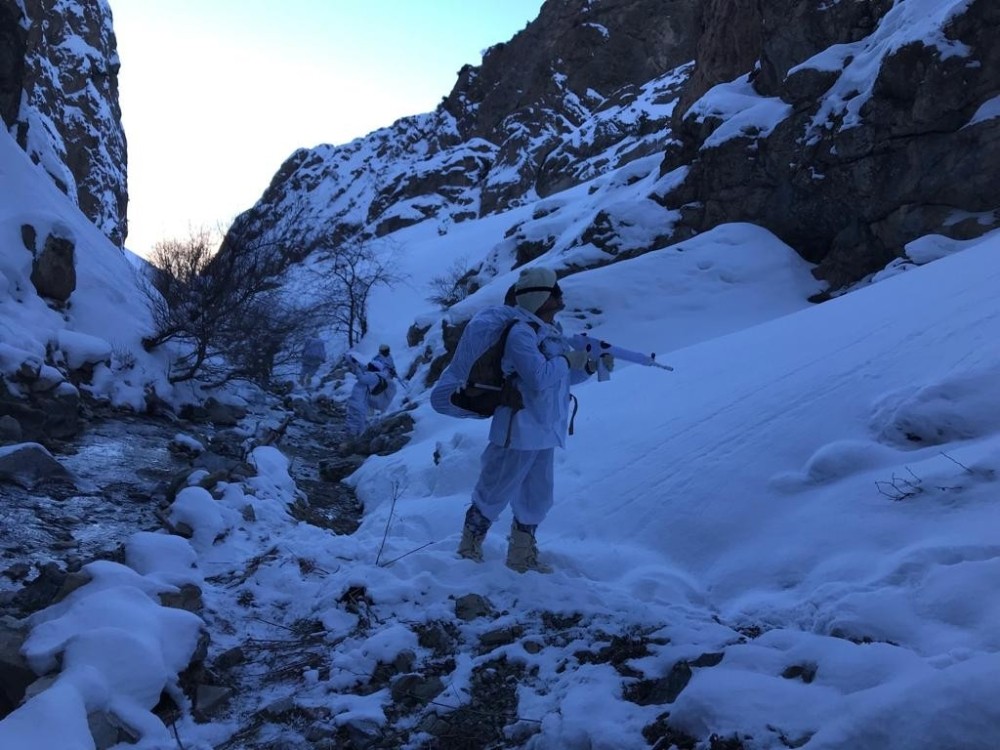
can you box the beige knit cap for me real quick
[514,266,558,314]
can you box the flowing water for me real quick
[0,415,190,599]
[0,397,360,608]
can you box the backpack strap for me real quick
[567,393,579,436]
[496,319,520,371]
[369,374,387,395]
[499,319,541,370]
[500,320,545,448]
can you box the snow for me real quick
[686,75,792,149]
[54,328,112,369]
[965,94,1000,128]
[3,41,1000,750]
[804,0,974,135]
[0,124,170,409]
[582,22,610,39]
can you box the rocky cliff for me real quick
[224,0,702,267]
[663,0,999,288]
[233,0,998,293]
[0,0,127,248]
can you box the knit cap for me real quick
[514,267,558,314]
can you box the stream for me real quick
[0,395,360,609]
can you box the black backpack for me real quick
[366,363,388,396]
[431,308,539,419]
[450,320,522,417]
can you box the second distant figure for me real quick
[344,356,397,437]
[372,343,398,380]
[299,336,327,388]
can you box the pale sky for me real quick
[110,0,545,257]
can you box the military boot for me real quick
[457,505,490,562]
[505,522,553,574]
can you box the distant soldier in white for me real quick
[367,357,397,413]
[344,356,397,436]
[299,336,326,388]
[373,343,398,380]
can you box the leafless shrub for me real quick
[110,341,136,371]
[426,257,479,309]
[313,236,403,347]
[875,468,924,501]
[140,224,333,388]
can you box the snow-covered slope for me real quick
[0,124,167,410]
[5,68,1000,749]
[346,225,1000,749]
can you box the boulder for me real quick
[30,231,76,302]
[0,376,82,444]
[0,442,74,489]
[0,618,34,720]
[0,415,21,445]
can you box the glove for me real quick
[595,353,615,381]
[561,350,590,371]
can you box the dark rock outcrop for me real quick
[0,3,25,127]
[3,1,127,247]
[28,228,77,303]
[443,0,700,143]
[662,0,1000,288]
[444,0,700,214]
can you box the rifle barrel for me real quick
[569,334,672,370]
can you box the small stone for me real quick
[194,684,233,720]
[455,593,493,621]
[214,646,246,670]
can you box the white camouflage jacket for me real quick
[489,310,591,450]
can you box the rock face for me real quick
[661,0,1000,287]
[223,0,701,268]
[0,3,25,127]
[232,0,997,292]
[0,0,127,248]
[444,0,699,142]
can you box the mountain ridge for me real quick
[225,0,998,296]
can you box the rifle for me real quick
[392,372,410,392]
[569,333,674,380]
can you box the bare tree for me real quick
[141,224,333,387]
[316,237,402,347]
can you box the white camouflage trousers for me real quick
[345,383,371,436]
[471,444,554,526]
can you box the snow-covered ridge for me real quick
[236,0,997,298]
[231,61,694,267]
